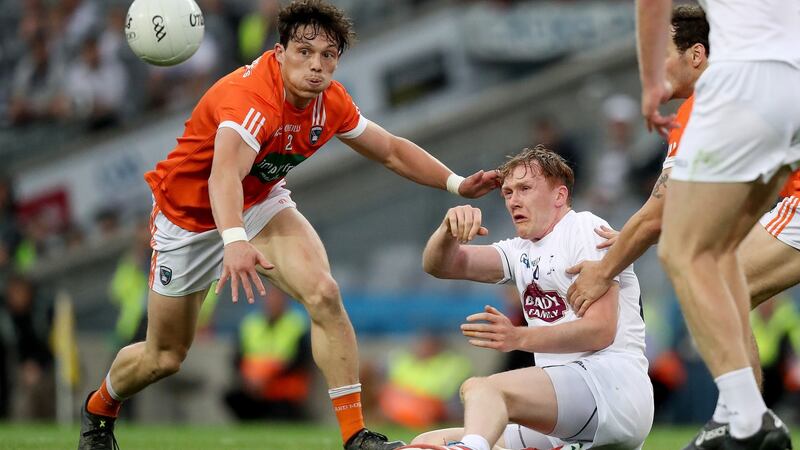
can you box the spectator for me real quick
[751,295,800,410]
[63,35,128,129]
[108,223,150,350]
[378,332,471,429]
[224,286,313,421]
[0,274,54,420]
[237,0,280,64]
[7,29,66,125]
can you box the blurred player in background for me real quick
[636,0,800,448]
[77,1,498,449]
[401,146,653,450]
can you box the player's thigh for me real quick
[741,218,800,307]
[250,207,335,301]
[412,427,517,450]
[144,288,207,356]
[481,367,558,433]
[662,177,786,256]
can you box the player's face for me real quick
[276,26,340,106]
[501,164,563,240]
[664,32,693,100]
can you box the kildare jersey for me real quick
[492,210,647,369]
[144,51,367,232]
[698,0,800,69]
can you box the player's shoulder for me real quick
[676,94,695,118]
[567,210,609,232]
[212,52,282,108]
[492,236,529,253]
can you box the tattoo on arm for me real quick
[651,172,669,199]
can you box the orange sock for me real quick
[332,391,365,443]
[87,378,122,418]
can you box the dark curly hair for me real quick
[672,4,710,56]
[497,144,575,205]
[278,0,356,55]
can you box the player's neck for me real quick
[284,88,313,110]
[534,207,571,241]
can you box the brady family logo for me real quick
[522,281,566,323]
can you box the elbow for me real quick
[422,260,448,279]
[588,325,616,351]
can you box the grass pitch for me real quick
[0,422,797,449]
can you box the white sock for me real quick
[328,383,361,399]
[715,368,766,439]
[460,434,490,450]
[105,373,123,401]
[712,397,729,423]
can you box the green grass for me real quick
[0,423,796,449]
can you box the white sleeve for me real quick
[569,214,621,283]
[337,115,369,139]
[491,239,517,284]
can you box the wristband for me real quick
[446,173,465,196]
[221,227,248,246]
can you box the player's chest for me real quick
[515,249,570,324]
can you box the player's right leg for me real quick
[78,289,206,450]
[744,199,800,307]
[410,425,553,450]
[251,207,402,450]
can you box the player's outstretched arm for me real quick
[209,128,273,304]
[566,168,670,316]
[340,121,500,198]
[462,284,619,354]
[422,205,505,283]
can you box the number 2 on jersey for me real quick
[285,134,293,152]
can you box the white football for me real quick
[125,0,205,66]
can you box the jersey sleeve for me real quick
[568,214,621,284]
[491,238,520,284]
[663,96,694,169]
[216,88,278,153]
[332,83,369,140]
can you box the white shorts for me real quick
[148,181,296,296]
[502,355,653,450]
[759,196,800,251]
[671,61,800,183]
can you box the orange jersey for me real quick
[144,51,366,232]
[662,94,800,197]
[662,95,694,170]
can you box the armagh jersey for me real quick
[492,210,647,371]
[698,0,800,69]
[144,51,368,232]
[662,95,694,170]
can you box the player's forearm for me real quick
[383,137,452,190]
[598,208,661,280]
[636,0,671,88]
[515,319,615,354]
[208,171,245,231]
[423,224,463,278]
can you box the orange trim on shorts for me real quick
[765,197,793,233]
[148,205,161,289]
[770,197,800,237]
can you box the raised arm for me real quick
[423,205,505,283]
[340,121,499,198]
[463,283,620,354]
[637,0,677,135]
[566,168,670,315]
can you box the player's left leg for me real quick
[410,425,555,450]
[742,210,800,308]
[659,175,787,445]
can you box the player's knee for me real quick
[154,348,188,378]
[303,276,343,320]
[459,376,487,400]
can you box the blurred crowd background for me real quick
[0,0,799,433]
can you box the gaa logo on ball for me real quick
[126,0,204,66]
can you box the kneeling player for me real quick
[399,146,654,450]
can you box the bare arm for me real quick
[637,0,677,135]
[566,168,670,315]
[462,283,619,354]
[209,127,271,303]
[341,121,499,198]
[422,205,505,283]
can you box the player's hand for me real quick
[443,205,489,244]
[641,80,679,138]
[458,170,501,199]
[595,225,619,250]
[461,305,520,352]
[216,241,273,304]
[565,260,612,317]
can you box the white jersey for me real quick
[698,0,800,69]
[492,210,647,372]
